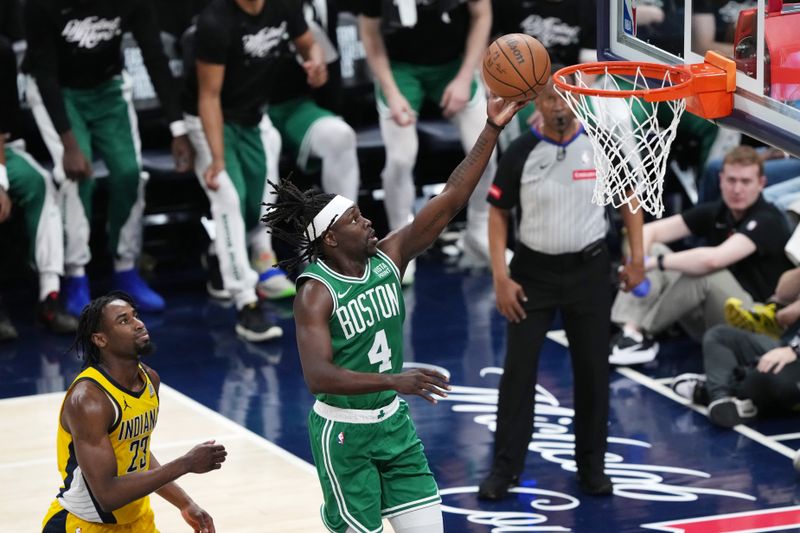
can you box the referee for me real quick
[478,70,645,499]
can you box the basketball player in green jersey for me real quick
[263,94,526,533]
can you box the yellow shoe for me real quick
[724,297,782,338]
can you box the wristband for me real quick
[657,254,666,271]
[486,118,503,132]
[169,120,188,138]
[789,336,800,358]
[0,163,7,191]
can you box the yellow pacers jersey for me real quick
[50,364,159,524]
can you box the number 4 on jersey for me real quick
[368,329,392,372]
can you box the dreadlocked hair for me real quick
[69,291,135,369]
[261,178,336,272]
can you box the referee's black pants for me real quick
[491,241,611,480]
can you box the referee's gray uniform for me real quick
[485,127,612,486]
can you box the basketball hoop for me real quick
[553,52,736,217]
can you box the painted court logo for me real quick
[433,366,757,531]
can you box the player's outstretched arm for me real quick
[294,280,450,400]
[64,383,227,514]
[379,96,527,269]
[152,454,217,533]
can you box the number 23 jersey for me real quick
[52,364,159,524]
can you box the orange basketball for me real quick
[482,34,551,102]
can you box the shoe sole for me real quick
[235,324,284,342]
[708,399,742,428]
[257,286,297,300]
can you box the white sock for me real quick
[65,265,85,277]
[39,273,60,300]
[388,504,443,533]
[114,258,135,272]
[623,326,644,342]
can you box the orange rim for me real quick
[553,61,693,101]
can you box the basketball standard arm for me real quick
[379,97,526,268]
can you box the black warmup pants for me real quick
[491,241,611,479]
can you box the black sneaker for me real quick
[576,472,613,496]
[477,473,519,501]
[37,292,78,334]
[708,397,757,428]
[202,252,231,300]
[609,332,659,365]
[0,297,17,342]
[235,303,283,342]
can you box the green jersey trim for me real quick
[296,272,338,316]
[375,249,401,283]
[317,258,371,283]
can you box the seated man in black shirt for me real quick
[610,146,793,365]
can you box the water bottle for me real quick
[632,277,651,297]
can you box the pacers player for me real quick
[42,292,226,532]
[263,95,526,533]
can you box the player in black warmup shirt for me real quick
[22,0,194,315]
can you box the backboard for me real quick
[600,0,800,157]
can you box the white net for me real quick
[555,66,687,217]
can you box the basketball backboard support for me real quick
[599,0,800,157]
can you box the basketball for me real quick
[482,33,551,102]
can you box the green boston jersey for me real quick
[297,249,406,410]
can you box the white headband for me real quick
[306,195,355,241]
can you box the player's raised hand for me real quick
[486,93,530,129]
[183,440,227,473]
[391,368,451,404]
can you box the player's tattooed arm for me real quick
[379,96,528,271]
